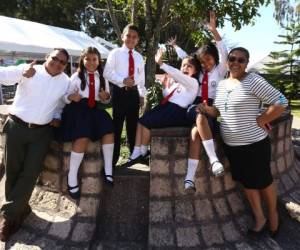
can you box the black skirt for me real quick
[139,102,191,129]
[56,98,114,142]
[223,136,273,189]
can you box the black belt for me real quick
[9,114,49,129]
[114,85,138,91]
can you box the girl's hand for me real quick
[99,88,110,102]
[68,89,82,102]
[207,11,217,32]
[155,48,164,66]
[167,36,177,48]
[196,101,209,114]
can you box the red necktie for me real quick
[160,87,177,105]
[88,73,95,108]
[129,49,134,79]
[201,71,208,103]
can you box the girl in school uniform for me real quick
[126,48,200,164]
[59,47,114,199]
[170,12,228,193]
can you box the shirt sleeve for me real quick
[103,50,125,88]
[63,74,80,104]
[53,79,70,119]
[160,63,198,91]
[0,64,27,85]
[249,74,288,107]
[99,79,111,104]
[216,40,228,78]
[136,59,146,97]
[175,46,188,59]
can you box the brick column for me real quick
[148,111,299,249]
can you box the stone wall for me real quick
[148,111,300,249]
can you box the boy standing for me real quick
[104,24,146,166]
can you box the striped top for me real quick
[214,73,288,146]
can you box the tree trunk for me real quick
[131,0,138,25]
[106,0,122,44]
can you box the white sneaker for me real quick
[184,179,196,194]
[211,161,224,177]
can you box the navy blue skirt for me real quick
[56,98,114,142]
[139,102,191,129]
[186,97,218,135]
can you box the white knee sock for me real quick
[130,146,141,160]
[202,139,219,164]
[185,158,199,187]
[140,145,148,156]
[102,143,114,182]
[68,151,84,193]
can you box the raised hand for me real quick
[155,48,164,66]
[99,88,110,102]
[22,60,36,78]
[68,89,82,102]
[206,11,216,32]
[167,36,177,47]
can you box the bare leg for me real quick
[141,125,151,146]
[196,114,212,141]
[260,182,278,231]
[101,133,114,145]
[244,188,266,231]
[189,126,201,160]
[72,138,89,153]
[134,123,143,146]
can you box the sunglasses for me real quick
[228,56,247,64]
[51,56,67,66]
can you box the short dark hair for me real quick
[122,24,139,35]
[229,47,250,62]
[53,48,70,62]
[196,42,219,67]
[182,54,202,81]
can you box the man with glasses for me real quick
[0,48,70,242]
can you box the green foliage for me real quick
[146,80,163,111]
[263,19,300,102]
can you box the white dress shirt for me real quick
[103,44,146,97]
[160,63,198,108]
[175,40,228,99]
[0,64,70,124]
[64,71,110,104]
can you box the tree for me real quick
[263,19,300,103]
[98,0,272,86]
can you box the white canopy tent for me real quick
[0,15,110,63]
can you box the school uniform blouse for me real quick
[160,63,198,108]
[63,71,110,104]
[214,73,288,146]
[103,44,146,97]
[0,64,70,124]
[175,40,228,99]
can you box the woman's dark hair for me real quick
[77,47,106,91]
[228,47,250,62]
[195,42,219,70]
[182,54,202,82]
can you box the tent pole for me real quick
[70,56,73,75]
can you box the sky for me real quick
[219,2,293,67]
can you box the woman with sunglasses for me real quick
[198,47,288,239]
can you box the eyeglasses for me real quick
[228,56,247,64]
[51,56,67,66]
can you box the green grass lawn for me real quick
[291,99,300,118]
